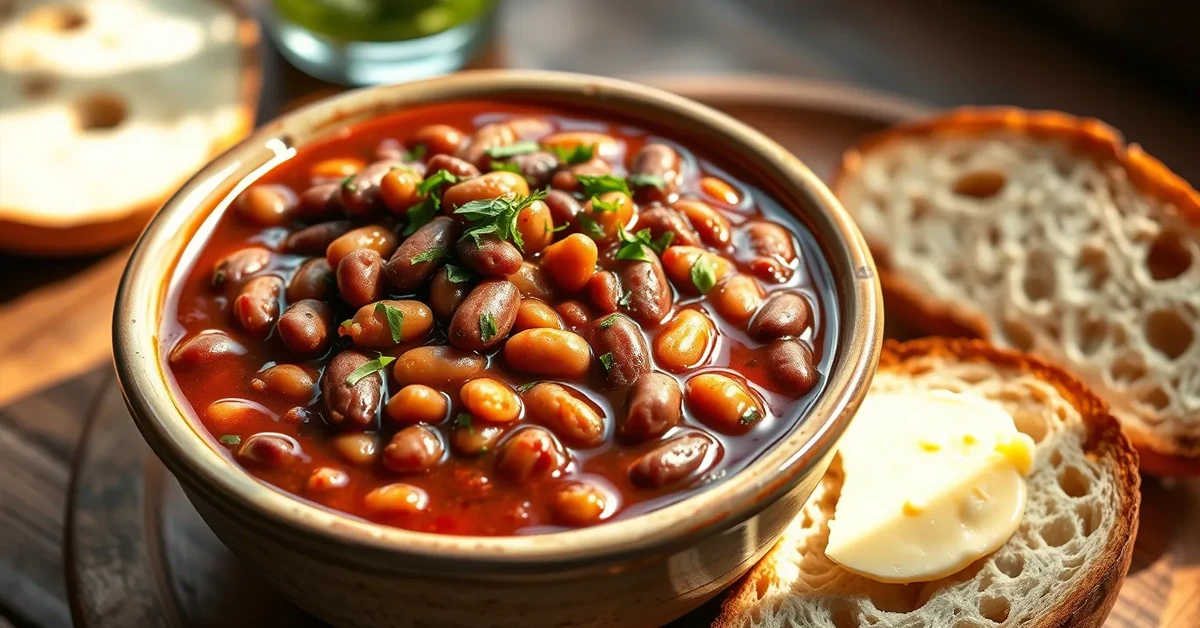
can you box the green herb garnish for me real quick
[455,189,547,251]
[405,144,427,162]
[598,313,619,329]
[489,160,523,174]
[739,407,764,426]
[410,245,447,265]
[618,291,633,307]
[340,174,357,191]
[403,195,439,236]
[444,264,473,283]
[577,213,606,239]
[598,352,615,373]
[590,194,622,213]
[455,413,474,433]
[375,302,404,343]
[479,312,498,343]
[550,143,595,165]
[485,140,539,159]
[629,173,667,190]
[615,226,672,263]
[219,434,241,446]
[515,381,540,393]
[576,174,631,197]
[345,355,395,386]
[340,318,354,329]
[690,254,718,294]
[417,169,460,196]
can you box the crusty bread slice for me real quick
[714,338,1140,628]
[832,108,1200,474]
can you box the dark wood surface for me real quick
[2,1,1199,627]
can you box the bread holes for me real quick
[1040,514,1076,548]
[994,552,1025,578]
[74,93,127,131]
[977,595,1010,623]
[1022,250,1057,302]
[1078,503,1100,537]
[1058,566,1079,582]
[1011,410,1048,444]
[910,196,932,221]
[863,583,925,614]
[951,170,1006,199]
[1000,318,1035,352]
[1108,353,1146,386]
[828,601,859,628]
[1137,386,1172,413]
[986,224,1002,247]
[1146,230,1192,280]
[1048,450,1064,467]
[1076,242,1113,290]
[1144,309,1193,360]
[1074,312,1107,357]
[1057,465,1091,498]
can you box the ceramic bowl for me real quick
[113,69,882,628]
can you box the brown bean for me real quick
[653,309,715,372]
[379,167,425,213]
[758,339,818,395]
[321,350,384,429]
[429,265,471,320]
[237,184,297,226]
[306,467,350,492]
[629,434,716,488]
[285,220,352,256]
[460,378,523,423]
[332,432,380,466]
[212,247,270,289]
[373,138,405,162]
[278,299,334,356]
[515,199,554,254]
[338,299,434,348]
[450,416,507,456]
[748,292,812,340]
[386,385,449,425]
[586,271,622,314]
[522,383,606,447]
[494,426,570,480]
[442,171,530,212]
[425,153,481,180]
[250,364,319,399]
[541,234,597,292]
[555,299,593,330]
[582,191,635,242]
[168,330,246,370]
[543,189,583,226]
[326,225,397,269]
[709,274,764,327]
[232,275,282,336]
[661,246,734,293]
[337,249,385,308]
[589,313,650,388]
[550,158,611,192]
[236,433,304,469]
[413,124,465,156]
[340,160,401,216]
[204,399,274,432]
[550,480,613,527]
[502,151,558,188]
[621,372,682,443]
[364,483,429,515]
[507,261,554,300]
[287,257,334,302]
[685,373,763,434]
[296,182,342,220]
[514,298,564,331]
[504,329,591,378]
[506,117,554,138]
[392,346,486,388]
[745,221,797,263]
[618,253,672,326]
[281,406,317,425]
[630,143,682,205]
[457,234,523,278]
[383,425,445,473]
[700,176,740,205]
[457,122,518,166]
[448,279,519,351]
[633,206,701,247]
[673,200,731,248]
[385,216,460,293]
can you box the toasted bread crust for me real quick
[714,338,1141,628]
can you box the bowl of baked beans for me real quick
[114,70,881,627]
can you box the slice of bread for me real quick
[714,338,1140,628]
[833,108,1200,474]
[0,0,260,256]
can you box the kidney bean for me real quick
[380,167,425,213]
[748,292,812,340]
[250,364,319,399]
[630,143,682,204]
[285,220,352,256]
[212,246,270,289]
[653,309,715,372]
[311,157,364,180]
[542,131,619,159]
[287,257,334,302]
[617,253,672,325]
[392,346,486,388]
[168,330,246,370]
[589,313,650,388]
[364,483,429,515]
[338,299,434,348]
[629,434,716,488]
[336,249,385,308]
[757,339,818,395]
[450,416,508,456]
[506,117,554,138]
[504,151,559,188]
[457,122,518,166]
[550,480,612,526]
[541,234,597,292]
[621,372,683,444]
[326,224,397,269]
[494,426,570,481]
[307,467,350,492]
[332,432,381,466]
[508,261,554,300]
[448,279,519,351]
[204,399,274,432]
[461,378,523,423]
[673,200,731,248]
[386,384,449,425]
[322,350,385,429]
[278,299,334,356]
[543,189,583,227]
[383,425,445,473]
[232,276,282,336]
[385,216,460,293]
[296,182,342,220]
[340,160,401,216]
[429,265,471,320]
[700,175,740,205]
[514,297,564,331]
[745,221,797,264]
[373,138,405,162]
[661,246,734,293]
[413,123,465,156]
[550,158,611,192]
[236,433,304,469]
[504,328,591,378]
[586,271,621,314]
[522,383,605,448]
[442,171,530,212]
[555,299,593,330]
[425,153,481,180]
[633,206,701,248]
[582,191,635,241]
[515,199,554,254]
[457,234,523,278]
[237,184,297,226]
[685,373,763,434]
[709,273,764,328]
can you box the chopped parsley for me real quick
[550,143,595,165]
[417,169,461,196]
[577,213,606,239]
[576,174,631,197]
[455,189,547,251]
[615,226,673,262]
[690,253,718,294]
[403,196,439,236]
[339,174,357,192]
[739,407,764,426]
[444,264,473,283]
[618,291,633,307]
[629,173,667,190]
[598,313,619,329]
[410,245,447,265]
[479,312,499,344]
[515,381,540,393]
[455,412,474,433]
[598,352,615,373]
[485,140,539,159]
[219,434,242,446]
[489,160,523,174]
[375,302,404,343]
[345,355,395,386]
[339,317,354,330]
[405,144,427,162]
[590,194,623,213]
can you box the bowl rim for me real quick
[113,69,881,571]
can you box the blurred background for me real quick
[1,1,1199,626]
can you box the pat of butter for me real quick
[825,391,1035,583]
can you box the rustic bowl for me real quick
[113,69,882,628]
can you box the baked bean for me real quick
[287,258,334,302]
[700,175,740,205]
[383,425,445,473]
[296,182,342,220]
[508,261,554,300]
[661,246,733,293]
[322,350,385,429]
[311,157,364,180]
[502,151,558,188]
[373,138,405,162]
[457,234,523,278]
[236,433,304,469]
[543,189,583,226]
[461,378,523,423]
[336,248,385,308]
[168,330,246,370]
[757,339,818,395]
[385,216,460,293]
[448,279,519,351]
[541,131,619,159]
[709,274,764,327]
[379,167,425,213]
[237,184,297,226]
[413,123,465,156]
[514,298,564,331]
[442,170,530,212]
[630,143,682,205]
[429,265,471,320]
[629,434,715,488]
[326,225,397,269]
[392,346,486,388]
[425,153,481,180]
[204,398,274,432]
[541,234,597,292]
[386,384,449,425]
[278,299,334,356]
[338,299,434,347]
[550,158,611,192]
[251,364,319,399]
[522,383,605,447]
[457,121,518,166]
[340,160,400,216]
[515,199,554,254]
[586,271,622,314]
[582,191,635,241]
[212,247,270,289]
[232,276,283,336]
[285,220,352,256]
[506,116,554,138]
[621,372,682,443]
[550,480,612,526]
[633,206,700,247]
[450,417,507,456]
[306,467,350,492]
[617,253,672,325]
[744,221,797,282]
[364,483,429,515]
[555,299,593,330]
[685,373,763,434]
[331,432,380,466]
[494,426,570,480]
[673,200,731,247]
[281,406,317,425]
[589,313,651,388]
[504,329,591,378]
[748,292,811,340]
[653,309,715,372]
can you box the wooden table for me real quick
[1,1,1198,627]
